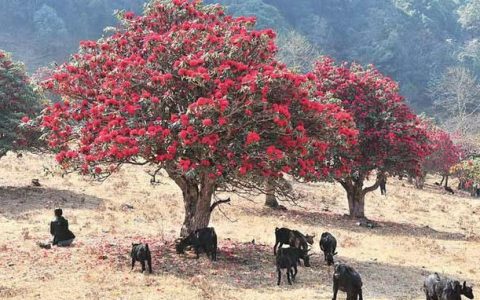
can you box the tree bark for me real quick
[340,174,382,219]
[347,187,366,218]
[167,169,215,237]
[341,180,367,219]
[444,175,449,187]
[415,173,426,189]
[264,179,279,208]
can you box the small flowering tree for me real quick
[41,0,356,236]
[451,158,480,196]
[313,57,431,219]
[421,120,462,188]
[0,50,44,159]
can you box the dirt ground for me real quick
[0,152,479,299]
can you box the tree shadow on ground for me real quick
[0,186,104,218]
[89,236,468,299]
[240,207,467,241]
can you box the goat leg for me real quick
[332,280,339,300]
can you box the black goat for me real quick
[131,243,152,273]
[175,227,217,261]
[320,232,337,266]
[332,263,363,300]
[445,186,455,194]
[273,227,315,256]
[424,273,474,300]
[276,247,299,285]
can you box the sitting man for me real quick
[50,208,75,247]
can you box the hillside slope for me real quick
[0,152,479,299]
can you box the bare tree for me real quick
[276,30,321,73]
[430,66,480,138]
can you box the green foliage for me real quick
[458,0,480,33]
[33,4,68,41]
[204,0,289,31]
[0,50,44,158]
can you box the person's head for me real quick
[54,208,63,217]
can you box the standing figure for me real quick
[379,177,387,196]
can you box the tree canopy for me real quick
[41,0,356,235]
[312,57,431,218]
[0,50,44,158]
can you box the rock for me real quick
[357,220,378,229]
[31,179,41,187]
[121,203,134,210]
[37,242,51,249]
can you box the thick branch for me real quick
[362,180,380,195]
[210,198,231,212]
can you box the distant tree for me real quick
[33,4,68,42]
[313,57,431,219]
[41,0,356,236]
[458,0,480,34]
[451,158,480,195]
[420,119,463,188]
[204,0,289,31]
[0,50,44,159]
[430,66,480,144]
[277,30,320,73]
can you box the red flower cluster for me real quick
[41,1,356,184]
[313,57,431,179]
[420,119,463,175]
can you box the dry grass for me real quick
[0,152,479,299]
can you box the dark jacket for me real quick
[50,216,75,245]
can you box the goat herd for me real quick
[129,226,474,300]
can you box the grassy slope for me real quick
[0,152,479,299]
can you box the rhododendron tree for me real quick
[0,50,44,158]
[313,57,431,219]
[41,0,356,236]
[420,119,462,188]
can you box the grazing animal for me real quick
[445,186,455,194]
[424,273,474,300]
[273,227,315,256]
[276,247,299,285]
[131,243,152,273]
[175,227,217,261]
[320,232,337,266]
[332,263,363,300]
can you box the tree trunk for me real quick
[343,181,366,219]
[166,169,215,237]
[264,179,279,208]
[444,175,449,188]
[415,173,426,189]
[407,175,413,184]
[340,174,382,220]
[179,180,214,237]
[440,175,445,186]
[347,189,365,218]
